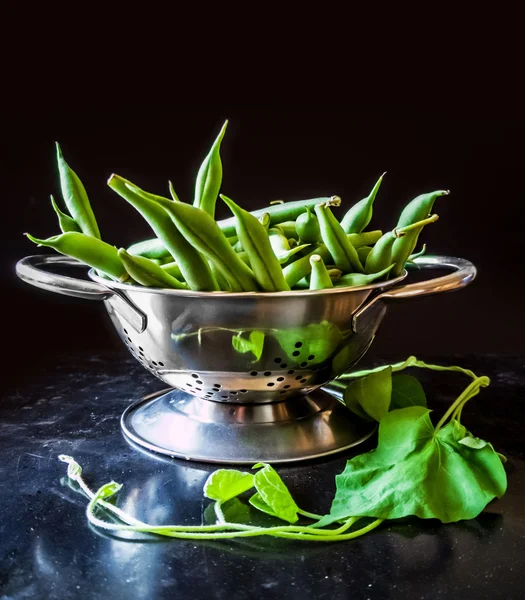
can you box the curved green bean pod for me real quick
[315,198,364,273]
[309,255,333,290]
[147,193,258,292]
[194,120,228,217]
[357,245,373,264]
[127,238,171,260]
[56,143,101,239]
[296,207,320,243]
[108,175,217,291]
[336,264,394,287]
[25,231,127,281]
[396,190,449,228]
[348,230,383,248]
[118,249,187,289]
[391,214,439,277]
[221,195,290,292]
[161,261,183,279]
[50,195,82,233]
[364,231,402,274]
[217,197,332,237]
[340,172,385,234]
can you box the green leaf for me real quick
[94,481,123,500]
[231,331,265,362]
[343,366,392,422]
[459,436,488,450]
[253,463,299,524]
[390,374,427,410]
[249,492,279,518]
[203,469,255,502]
[317,407,507,526]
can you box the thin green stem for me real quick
[296,508,326,521]
[435,376,490,432]
[87,487,381,541]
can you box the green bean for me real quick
[194,120,228,217]
[396,189,449,228]
[56,143,101,239]
[309,255,333,290]
[367,216,437,275]
[168,181,180,202]
[147,193,258,292]
[50,195,82,233]
[391,214,439,277]
[227,235,239,246]
[336,264,394,287]
[127,238,170,260]
[296,207,320,243]
[237,251,251,266]
[295,267,342,290]
[348,230,383,248]
[283,244,332,287]
[327,268,343,282]
[108,175,218,291]
[217,197,332,237]
[161,261,183,279]
[276,221,297,239]
[357,245,373,264]
[259,212,271,230]
[221,195,290,292]
[282,229,380,287]
[364,231,401,274]
[340,172,385,234]
[118,249,187,289]
[268,227,310,264]
[208,262,232,291]
[26,232,127,281]
[315,198,364,273]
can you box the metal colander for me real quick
[16,254,476,463]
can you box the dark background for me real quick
[3,103,524,367]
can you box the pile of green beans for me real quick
[25,122,447,292]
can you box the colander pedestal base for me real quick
[121,387,375,464]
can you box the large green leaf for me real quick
[317,406,507,525]
[390,374,427,410]
[253,463,299,524]
[343,366,392,421]
[203,469,255,502]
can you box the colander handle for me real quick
[352,255,476,333]
[16,255,112,300]
[16,254,148,333]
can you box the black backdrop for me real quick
[3,105,524,370]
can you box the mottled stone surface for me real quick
[1,352,523,599]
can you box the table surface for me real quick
[1,352,523,600]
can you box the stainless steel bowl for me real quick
[16,254,476,463]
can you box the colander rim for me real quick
[88,269,408,298]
